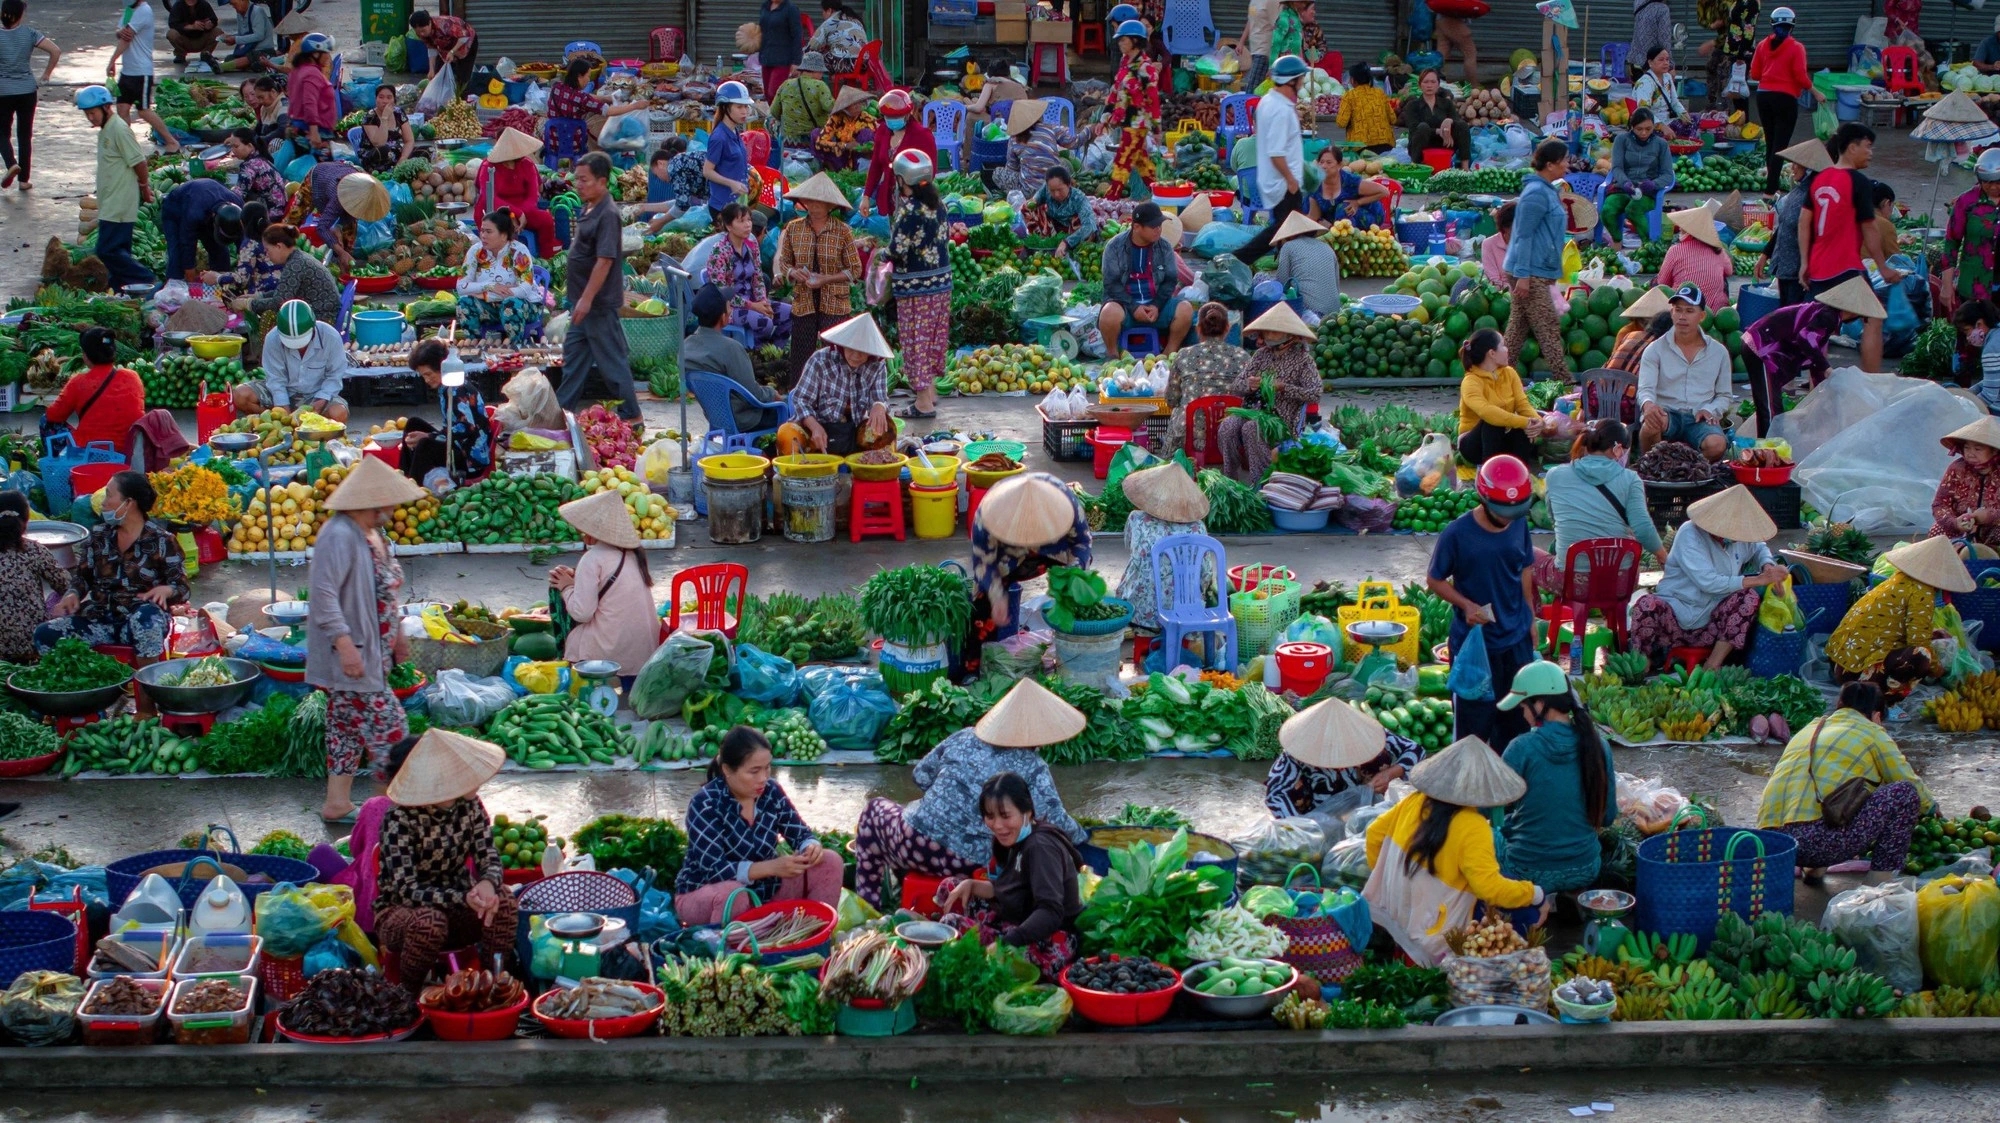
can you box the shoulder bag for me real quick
[1807,720,1876,830]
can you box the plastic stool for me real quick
[850,479,906,542]
[1668,645,1713,673]
[1029,42,1068,86]
[1075,20,1106,55]
[158,710,218,739]
[967,483,990,539]
[92,644,136,667]
[1120,327,1161,357]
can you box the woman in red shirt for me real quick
[47,327,145,456]
[860,89,934,219]
[1749,7,1809,194]
[475,127,557,258]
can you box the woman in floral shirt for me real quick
[355,84,413,173]
[1163,302,1252,457]
[1107,21,1161,201]
[812,87,875,172]
[200,198,282,305]
[887,151,952,418]
[454,209,547,344]
[1116,463,1212,632]
[704,202,791,346]
[1945,164,2000,309]
[1931,417,2000,547]
[224,128,285,214]
[1216,304,1322,485]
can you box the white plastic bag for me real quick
[425,669,518,727]
[494,56,516,79]
[416,68,459,115]
[1065,386,1090,420]
[1824,881,1921,993]
[1394,432,1456,498]
[1232,817,1329,888]
[1040,388,1072,421]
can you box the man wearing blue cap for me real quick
[79,85,155,290]
[1229,54,1308,267]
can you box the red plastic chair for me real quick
[832,41,888,93]
[1881,46,1924,98]
[648,27,683,62]
[1184,394,1242,467]
[743,129,773,171]
[1544,537,1643,661]
[669,563,749,638]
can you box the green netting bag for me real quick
[989,983,1071,1035]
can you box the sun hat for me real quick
[280,13,322,38]
[1245,301,1316,341]
[1123,463,1209,523]
[832,86,874,116]
[1668,282,1706,309]
[1278,697,1386,769]
[1885,535,1976,594]
[326,454,426,511]
[1667,202,1724,249]
[387,729,506,807]
[1622,285,1673,320]
[1496,659,1571,711]
[978,474,1076,548]
[1007,99,1049,136]
[336,171,392,223]
[976,677,1087,747]
[1943,416,2000,456]
[820,312,893,359]
[1686,484,1778,543]
[275,299,318,348]
[488,126,544,164]
[1559,192,1599,236]
[1814,274,1887,319]
[1270,55,1310,85]
[1270,211,1326,244]
[1779,139,1832,173]
[1409,735,1525,808]
[558,489,641,550]
[800,51,828,72]
[1161,213,1185,246]
[785,171,852,209]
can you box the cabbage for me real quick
[982,201,1015,225]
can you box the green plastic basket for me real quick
[621,312,680,365]
[835,998,916,1036]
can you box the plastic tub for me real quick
[88,932,180,979]
[1050,627,1126,684]
[910,484,958,539]
[171,933,262,980]
[423,993,529,1041]
[187,334,244,359]
[79,977,171,1045]
[167,974,258,1044]
[908,454,960,488]
[1059,958,1181,1026]
[780,473,837,543]
[68,461,122,503]
[0,747,63,777]
[1269,505,1330,531]
[349,309,406,347]
[960,439,1027,462]
[773,453,844,478]
[1731,463,1794,487]
[845,451,908,482]
[1274,641,1333,695]
[704,476,765,545]
[835,997,917,1036]
[966,463,1025,489]
[532,981,663,1039]
[697,453,770,482]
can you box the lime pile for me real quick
[1392,487,1480,532]
[1314,311,1446,380]
[492,812,559,871]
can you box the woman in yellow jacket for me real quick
[1456,329,1543,470]
[1826,535,1968,696]
[1364,735,1551,965]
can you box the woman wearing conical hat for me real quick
[787,311,896,455]
[1932,416,2000,548]
[992,98,1078,201]
[549,490,660,678]
[1115,463,1210,632]
[968,471,1092,649]
[1215,302,1321,485]
[1264,698,1423,838]
[775,172,864,390]
[1826,536,1973,694]
[1627,484,1787,670]
[851,678,1090,911]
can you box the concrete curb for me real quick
[10,1019,2000,1088]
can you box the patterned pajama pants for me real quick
[324,688,406,777]
[457,295,541,344]
[375,894,519,993]
[1628,588,1761,660]
[1504,278,1571,381]
[1217,415,1275,486]
[1109,128,1154,201]
[897,292,951,393]
[34,603,172,660]
[937,877,1078,981]
[1777,781,1923,871]
[853,797,978,910]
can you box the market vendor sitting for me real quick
[1217,303,1322,485]
[239,299,350,423]
[1535,419,1660,590]
[33,470,188,707]
[548,56,649,146]
[786,312,893,455]
[222,128,284,215]
[771,52,833,148]
[475,128,559,261]
[970,472,1091,636]
[674,726,844,925]
[938,772,1086,980]
[1306,145,1387,230]
[1932,417,2000,548]
[1601,107,1675,248]
[397,339,490,488]
[1455,329,1540,470]
[549,490,659,679]
[1636,285,1732,462]
[993,99,1077,200]
[1265,698,1422,838]
[1363,735,1549,966]
[854,678,1088,910]
[812,86,876,173]
[1115,463,1211,632]
[1825,536,1969,693]
[160,178,243,283]
[1020,166,1097,259]
[1628,485,1786,670]
[1655,203,1731,313]
[1270,211,1341,318]
[1098,203,1193,360]
[1604,286,1674,376]
[684,284,781,431]
[242,223,341,325]
[1756,681,1931,882]
[454,208,546,344]
[374,728,518,994]
[45,327,145,457]
[704,202,791,347]
[1399,69,1468,169]
[1493,661,1617,891]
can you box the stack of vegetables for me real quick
[1122,673,1290,760]
[1077,829,1233,965]
[423,473,588,545]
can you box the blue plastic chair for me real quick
[1234,168,1266,223]
[346,127,363,153]
[1041,97,1076,132]
[1592,177,1665,243]
[564,40,602,61]
[922,99,967,172]
[721,324,753,347]
[1601,42,1631,79]
[1216,93,1254,159]
[1150,533,1235,672]
[335,279,358,337]
[1120,327,1161,357]
[686,369,794,452]
[1161,0,1218,56]
[543,117,590,170]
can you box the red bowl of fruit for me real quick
[1059,956,1181,1027]
[0,749,63,778]
[413,273,461,291]
[1204,190,1236,209]
[344,274,398,294]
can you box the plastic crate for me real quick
[1745,481,1802,531]
[930,0,978,24]
[1643,478,1724,528]
[1040,404,1096,462]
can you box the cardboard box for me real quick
[996,16,1027,41]
[1029,19,1072,43]
[995,0,1025,17]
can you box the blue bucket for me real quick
[1836,88,1863,122]
[349,309,406,347]
[1736,282,1780,331]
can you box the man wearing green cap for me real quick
[242,299,349,422]
[1494,660,1617,891]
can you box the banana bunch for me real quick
[1616,929,1697,970]
[1613,987,1669,1022]
[1926,690,1985,733]
[1657,664,1747,693]
[1604,650,1651,685]
[1668,977,1739,1020]
[1575,672,1626,712]
[1703,913,1766,982]
[1735,970,1807,1019]
[1556,953,1652,991]
[1894,992,1932,1018]
[1659,702,1719,742]
[1786,939,1857,984]
[1805,969,1897,1019]
[1954,669,2000,725]
[1933,985,1979,1018]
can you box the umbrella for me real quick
[1911,92,2000,245]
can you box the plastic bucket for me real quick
[704,476,765,544]
[349,309,406,347]
[910,484,958,539]
[908,455,960,488]
[880,638,949,697]
[1836,87,1863,122]
[1050,627,1125,683]
[1421,147,1454,173]
[1089,428,1132,480]
[1273,641,1333,696]
[780,473,837,543]
[68,462,122,503]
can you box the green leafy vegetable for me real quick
[12,638,130,693]
[917,932,1027,1032]
[861,563,974,651]
[574,813,690,878]
[1077,829,1234,964]
[196,694,298,775]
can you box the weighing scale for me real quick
[573,660,622,716]
[1022,312,1087,360]
[1345,619,1407,682]
[1578,888,1636,959]
[546,911,628,982]
[209,428,293,607]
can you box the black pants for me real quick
[1742,348,1784,436]
[0,93,33,181]
[1231,188,1305,267]
[1778,278,1807,307]
[442,37,479,95]
[1454,638,1533,752]
[1755,90,1800,195]
[1457,421,1539,470]
[1409,121,1469,168]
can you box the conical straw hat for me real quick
[275,9,318,35]
[1245,301,1315,340]
[832,86,874,116]
[1161,213,1184,246]
[325,455,425,511]
[488,127,543,164]
[1778,139,1832,172]
[1885,535,1976,593]
[336,172,391,222]
[1622,284,1673,321]
[1007,99,1048,135]
[1942,415,2000,456]
[1668,202,1724,249]
[387,729,506,806]
[558,489,641,549]
[1408,735,1525,808]
[1279,697,1386,768]
[820,313,892,359]
[1179,192,1213,231]
[1926,89,1993,124]
[978,473,1075,548]
[1686,484,1777,543]
[1123,463,1208,523]
[975,677,1087,747]
[1815,274,1886,319]
[786,171,852,209]
[1271,210,1326,244]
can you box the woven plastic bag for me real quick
[1443,946,1552,1009]
[990,983,1072,1035]
[1917,873,2000,989]
[0,971,82,1046]
[1824,880,1920,993]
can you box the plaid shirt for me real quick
[74,520,190,612]
[547,80,603,121]
[1757,708,1931,828]
[417,14,474,54]
[774,215,861,316]
[674,777,817,897]
[1605,327,1651,374]
[792,344,886,426]
[375,796,505,909]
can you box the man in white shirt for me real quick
[1229,53,1307,267]
[1637,284,1733,461]
[107,0,182,153]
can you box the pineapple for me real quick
[1801,520,1878,568]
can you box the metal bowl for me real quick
[5,671,131,717]
[894,921,956,949]
[1346,620,1408,647]
[1577,888,1635,917]
[1434,1004,1559,1026]
[25,521,88,569]
[263,601,311,626]
[207,432,260,455]
[572,659,621,678]
[546,912,605,941]
[1179,959,1299,1019]
[135,657,261,714]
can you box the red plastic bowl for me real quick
[1731,463,1794,487]
[391,671,428,700]
[725,899,836,961]
[0,748,64,778]
[421,993,528,1041]
[277,1017,425,1044]
[344,274,399,295]
[500,866,546,885]
[1204,190,1236,209]
[1059,958,1181,1027]
[532,982,663,1039]
[413,274,461,291]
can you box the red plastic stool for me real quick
[1668,645,1712,673]
[52,712,104,736]
[1075,20,1106,54]
[1029,41,1068,86]
[192,527,227,565]
[899,872,948,916]
[159,710,217,739]
[1421,147,1455,173]
[850,479,906,542]
[1132,633,1156,665]
[966,483,990,540]
[91,644,136,666]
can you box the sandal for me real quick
[0,167,15,189]
[896,406,937,420]
[320,809,359,826]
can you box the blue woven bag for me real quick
[1792,581,1854,641]
[1745,625,1807,679]
[1634,827,1796,953]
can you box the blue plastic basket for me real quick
[1792,580,1855,641]
[1269,505,1331,531]
[1634,827,1796,953]
[0,910,80,987]
[105,846,318,910]
[38,435,125,514]
[512,870,642,970]
[1745,625,1806,679]
[1056,596,1133,637]
[1393,218,1444,246]
[970,136,1010,172]
[929,0,977,25]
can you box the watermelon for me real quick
[1581,349,1608,370]
[1714,308,1740,332]
[1588,287,1621,318]
[1490,295,1510,324]
[1431,336,1459,362]
[514,632,561,660]
[1459,291,1490,319]
[1724,330,1743,355]
[1520,338,1540,365]
[1566,329,1591,357]
[1473,315,1499,333]
[1427,359,1448,378]
[1580,314,1610,340]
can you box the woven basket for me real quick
[1257,865,1364,981]
[512,871,641,968]
[620,310,680,365]
[0,911,78,986]
[408,617,511,679]
[1634,827,1796,953]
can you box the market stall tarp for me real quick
[1769,369,1985,534]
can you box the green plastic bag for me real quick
[1917,873,2000,989]
[384,35,408,74]
[1240,883,1297,919]
[989,983,1072,1035]
[1813,97,1838,142]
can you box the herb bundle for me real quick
[861,564,974,652]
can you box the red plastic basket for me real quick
[413,274,461,291]
[500,866,545,885]
[390,670,428,700]
[532,982,663,1039]
[195,395,236,445]
[1059,958,1181,1026]
[260,953,308,1003]
[0,748,64,778]
[1731,463,1795,487]
[343,274,399,295]
[421,993,528,1041]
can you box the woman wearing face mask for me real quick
[1492,663,1617,891]
[1534,420,1661,593]
[936,772,1087,980]
[1750,7,1809,194]
[1953,300,2000,405]
[859,89,933,219]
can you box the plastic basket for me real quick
[1059,958,1181,1026]
[424,993,529,1040]
[845,452,908,481]
[1054,595,1133,637]
[39,437,125,514]
[1335,580,1422,666]
[0,910,78,986]
[1954,586,2000,653]
[105,846,316,911]
[407,616,511,679]
[621,312,680,365]
[1792,581,1855,641]
[260,953,308,1003]
[1231,578,1301,657]
[1633,827,1796,953]
[1040,405,1096,461]
[512,870,641,968]
[1393,218,1445,246]
[533,981,662,1038]
[1745,625,1806,680]
[929,0,977,25]
[723,898,837,965]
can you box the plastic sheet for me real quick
[425,669,519,728]
[1824,880,1921,993]
[1192,222,1257,260]
[990,983,1072,1035]
[1769,370,1985,533]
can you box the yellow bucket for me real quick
[699,453,771,482]
[908,455,960,488]
[966,463,1025,489]
[773,453,843,478]
[909,484,958,539]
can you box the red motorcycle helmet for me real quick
[1475,454,1535,516]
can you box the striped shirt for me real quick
[675,776,817,898]
[774,215,862,316]
[1005,121,1076,199]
